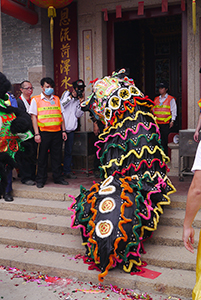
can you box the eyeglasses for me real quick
[22,87,34,90]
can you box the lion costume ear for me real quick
[114,68,130,79]
[0,72,11,100]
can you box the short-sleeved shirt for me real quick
[29,93,64,116]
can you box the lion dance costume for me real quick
[0,93,33,196]
[69,69,176,281]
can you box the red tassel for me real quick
[138,1,144,15]
[181,0,185,11]
[89,78,99,85]
[162,0,168,12]
[116,5,122,18]
[102,8,108,21]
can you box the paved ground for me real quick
[0,266,182,300]
[0,169,191,300]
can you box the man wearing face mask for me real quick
[29,77,68,188]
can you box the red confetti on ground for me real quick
[0,264,154,299]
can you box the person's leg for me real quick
[18,156,35,184]
[159,123,169,156]
[50,131,63,182]
[4,168,13,201]
[186,145,201,300]
[193,230,201,300]
[5,170,12,193]
[187,170,201,208]
[30,140,38,181]
[187,145,201,216]
[36,131,50,186]
[63,131,75,175]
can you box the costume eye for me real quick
[118,88,130,100]
[129,85,141,96]
[109,96,121,110]
[104,107,112,120]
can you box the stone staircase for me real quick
[0,183,198,299]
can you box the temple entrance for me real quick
[107,5,187,131]
[114,15,181,132]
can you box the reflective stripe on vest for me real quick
[33,95,63,132]
[153,95,173,124]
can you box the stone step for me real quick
[0,197,73,216]
[0,196,187,218]
[1,195,187,216]
[149,225,200,248]
[1,208,199,248]
[143,244,197,272]
[160,208,201,228]
[0,227,85,255]
[0,243,194,299]
[12,180,187,210]
[168,194,187,210]
[12,182,80,201]
[0,210,79,235]
[0,226,197,272]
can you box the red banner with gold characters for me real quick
[54,2,78,97]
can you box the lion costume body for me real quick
[69,69,176,281]
[0,87,33,197]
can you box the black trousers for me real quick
[19,139,37,183]
[158,123,170,156]
[36,131,63,184]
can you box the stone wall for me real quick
[1,6,53,95]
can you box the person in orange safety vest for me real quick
[29,77,68,188]
[152,81,177,156]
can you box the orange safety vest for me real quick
[197,99,201,109]
[153,95,174,124]
[33,95,63,132]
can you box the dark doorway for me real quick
[107,5,187,130]
[114,15,182,132]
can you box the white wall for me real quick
[187,0,201,129]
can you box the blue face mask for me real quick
[45,88,54,95]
